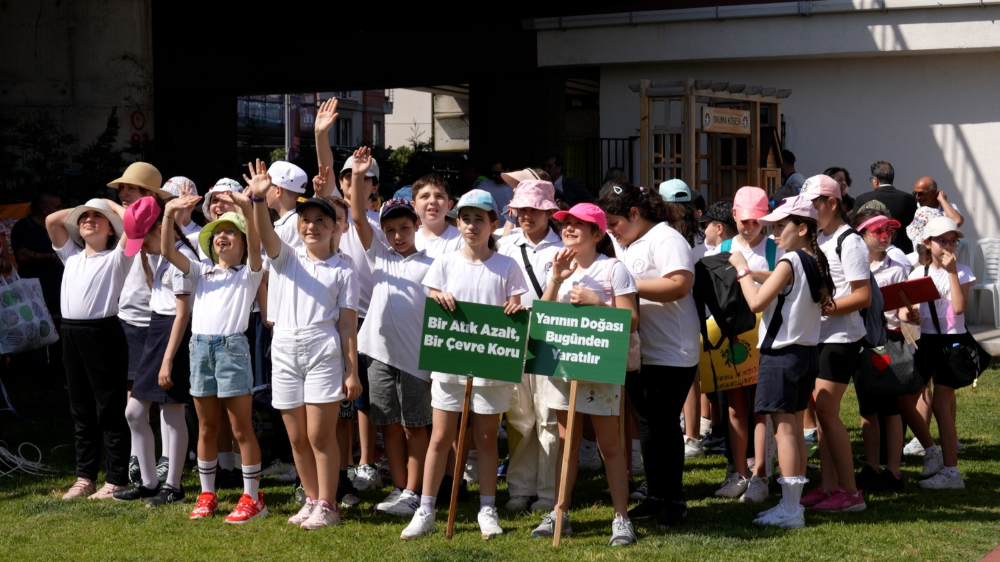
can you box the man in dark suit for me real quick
[851,160,917,253]
[544,154,594,207]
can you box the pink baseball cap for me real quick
[123,196,162,257]
[553,203,607,234]
[733,186,769,221]
[758,195,818,225]
[800,174,841,200]
[508,180,558,211]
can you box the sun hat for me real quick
[161,176,196,198]
[758,195,818,226]
[699,201,736,225]
[122,196,162,257]
[268,161,308,194]
[799,174,841,201]
[341,155,380,180]
[108,162,169,198]
[379,198,418,224]
[553,203,608,235]
[198,212,247,263]
[454,189,499,217]
[296,197,338,222]
[658,179,692,202]
[733,186,769,221]
[508,180,558,211]
[202,178,244,219]
[923,216,964,240]
[501,168,542,189]
[65,199,125,249]
[856,215,901,234]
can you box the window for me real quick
[336,119,353,147]
[372,119,382,147]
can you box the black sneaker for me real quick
[146,484,185,507]
[128,456,141,485]
[655,500,687,528]
[114,483,160,502]
[156,457,169,483]
[877,469,905,493]
[216,468,242,489]
[626,498,664,521]
[856,464,880,492]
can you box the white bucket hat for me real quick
[65,199,124,249]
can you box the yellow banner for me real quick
[699,313,761,394]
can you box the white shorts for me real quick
[546,378,622,417]
[431,380,511,415]
[271,324,346,409]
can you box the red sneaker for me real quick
[811,487,867,512]
[190,492,218,519]
[224,492,269,524]
[799,487,830,508]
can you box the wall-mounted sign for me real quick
[701,106,751,135]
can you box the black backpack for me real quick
[835,228,887,348]
[693,251,757,352]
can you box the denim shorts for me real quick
[367,359,431,427]
[189,333,253,399]
[755,345,819,414]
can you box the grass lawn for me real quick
[1,369,999,562]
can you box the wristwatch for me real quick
[736,269,752,280]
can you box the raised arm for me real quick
[244,158,280,260]
[541,248,578,302]
[45,208,74,249]
[313,165,341,198]
[314,98,339,183]
[349,147,375,251]
[731,251,793,313]
[937,191,964,227]
[224,189,261,273]
[161,195,201,275]
[101,199,130,249]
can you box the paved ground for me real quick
[969,322,1000,356]
[980,544,1000,562]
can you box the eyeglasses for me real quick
[868,226,897,237]
[212,227,239,238]
[929,237,959,247]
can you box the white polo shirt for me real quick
[614,222,700,368]
[118,256,153,327]
[359,241,435,380]
[273,210,303,250]
[422,250,528,386]
[759,252,822,349]
[266,240,356,328]
[55,243,134,320]
[818,225,870,343]
[338,210,386,318]
[185,258,263,335]
[556,255,637,304]
[149,243,197,316]
[497,229,564,308]
[872,254,910,331]
[910,263,976,335]
[415,224,463,258]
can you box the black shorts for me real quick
[913,333,969,389]
[121,319,149,382]
[755,345,819,414]
[817,340,864,385]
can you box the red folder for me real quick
[880,277,941,311]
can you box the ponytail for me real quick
[595,181,668,223]
[791,216,836,309]
[595,232,616,258]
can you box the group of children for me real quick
[47,141,976,542]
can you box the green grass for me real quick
[2,371,999,562]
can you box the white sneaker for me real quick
[301,502,340,530]
[956,439,966,452]
[288,499,315,525]
[918,470,965,490]
[753,504,805,528]
[715,473,749,499]
[375,488,403,512]
[340,491,362,508]
[757,503,781,518]
[740,475,770,503]
[683,436,705,459]
[531,510,571,537]
[464,458,479,484]
[505,495,530,512]
[578,451,603,471]
[400,509,436,540]
[921,448,944,479]
[609,513,637,546]
[262,459,292,477]
[477,506,504,539]
[276,465,298,483]
[353,464,381,492]
[386,491,419,517]
[631,451,645,476]
[903,437,926,456]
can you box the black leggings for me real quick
[625,364,697,502]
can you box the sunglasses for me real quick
[868,226,897,237]
[929,236,959,247]
[212,227,239,238]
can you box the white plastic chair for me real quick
[970,238,1000,328]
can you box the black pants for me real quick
[62,317,130,485]
[625,364,698,502]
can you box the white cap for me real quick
[341,155,380,180]
[268,161,308,194]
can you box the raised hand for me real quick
[352,146,373,177]
[243,158,273,199]
[941,249,958,274]
[315,98,339,134]
[216,190,252,214]
[165,194,202,218]
[550,248,578,283]
[313,165,331,193]
[728,250,749,271]
[177,181,196,198]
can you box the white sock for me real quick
[778,476,807,513]
[160,407,170,458]
[632,439,641,454]
[218,451,236,471]
[941,466,960,477]
[700,416,712,435]
[162,404,188,489]
[124,398,158,489]
[401,489,418,499]
[580,439,598,456]
[803,427,817,438]
[197,458,218,494]
[480,495,495,510]
[242,463,261,497]
[419,495,436,515]
[924,444,939,454]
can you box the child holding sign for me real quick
[533,203,639,546]
[400,189,528,540]
[729,195,835,528]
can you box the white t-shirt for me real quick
[359,242,435,380]
[414,224,464,258]
[422,250,528,386]
[557,255,637,304]
[909,263,976,335]
[871,254,910,331]
[614,222,699,367]
[149,243,197,316]
[185,259,264,335]
[273,210,303,250]
[55,243,134,320]
[496,229,564,308]
[708,235,785,273]
[818,225,870,343]
[266,240,356,328]
[338,210,385,318]
[118,256,152,327]
[759,252,822,349]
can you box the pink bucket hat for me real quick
[733,186,769,221]
[508,180,558,211]
[554,203,607,235]
[758,195,818,225]
[800,174,841,201]
[123,196,162,257]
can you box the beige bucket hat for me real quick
[108,162,169,198]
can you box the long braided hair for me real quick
[789,215,835,309]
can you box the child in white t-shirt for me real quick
[401,189,528,541]
[730,195,834,528]
[412,174,464,257]
[161,189,266,524]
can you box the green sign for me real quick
[418,298,529,383]
[524,300,631,384]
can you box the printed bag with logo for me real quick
[0,271,59,354]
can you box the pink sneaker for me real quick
[812,487,866,512]
[799,487,830,508]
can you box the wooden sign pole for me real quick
[553,380,579,547]
[446,376,474,540]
